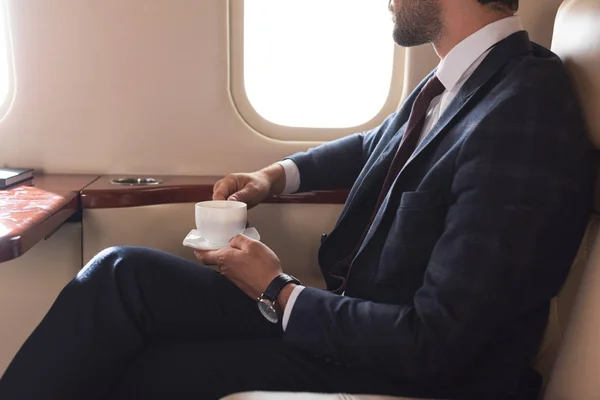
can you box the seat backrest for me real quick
[534,217,600,384]
[536,0,600,398]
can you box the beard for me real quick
[391,0,443,47]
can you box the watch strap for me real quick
[261,273,301,302]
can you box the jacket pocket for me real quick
[386,195,448,247]
[374,192,449,294]
[399,189,448,210]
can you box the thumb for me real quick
[228,188,252,203]
[229,233,254,251]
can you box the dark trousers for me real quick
[0,246,405,400]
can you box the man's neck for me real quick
[433,7,513,59]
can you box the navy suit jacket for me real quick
[283,31,593,398]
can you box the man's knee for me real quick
[76,246,152,286]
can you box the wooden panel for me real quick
[81,175,349,209]
[0,175,99,263]
[0,223,82,375]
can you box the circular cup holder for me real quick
[110,177,163,186]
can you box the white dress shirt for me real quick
[278,16,524,330]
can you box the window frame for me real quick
[0,0,15,123]
[227,0,407,142]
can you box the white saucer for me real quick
[182,227,261,250]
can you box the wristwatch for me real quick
[257,273,301,323]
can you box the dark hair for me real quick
[477,0,519,12]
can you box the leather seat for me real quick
[222,0,600,398]
[543,0,600,398]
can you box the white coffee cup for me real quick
[195,200,247,246]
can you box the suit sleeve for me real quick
[286,113,397,193]
[282,88,593,384]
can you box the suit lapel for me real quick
[402,31,533,175]
[355,31,533,256]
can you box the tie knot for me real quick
[420,75,445,103]
[406,75,446,127]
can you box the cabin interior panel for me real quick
[82,204,340,289]
[0,223,81,374]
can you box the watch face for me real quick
[257,298,278,324]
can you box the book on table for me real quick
[0,168,34,189]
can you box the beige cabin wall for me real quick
[0,223,81,375]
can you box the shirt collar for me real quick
[436,16,523,91]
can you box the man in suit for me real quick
[0,0,592,399]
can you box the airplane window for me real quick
[0,1,13,120]
[230,0,404,141]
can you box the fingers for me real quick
[212,192,227,201]
[212,177,237,201]
[213,175,253,204]
[228,188,252,203]
[194,249,227,266]
[229,234,257,251]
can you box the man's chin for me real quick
[393,34,429,48]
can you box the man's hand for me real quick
[194,234,283,300]
[212,164,286,209]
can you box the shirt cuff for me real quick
[282,285,305,331]
[277,159,301,195]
